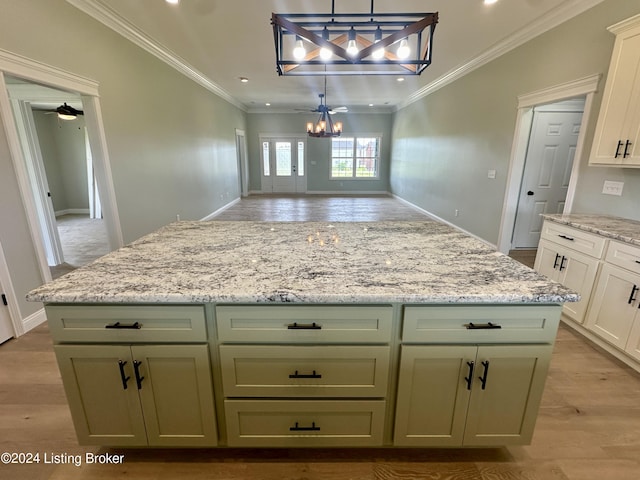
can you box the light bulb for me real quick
[320,47,333,60]
[293,39,306,60]
[347,39,358,57]
[397,39,410,59]
[372,45,385,60]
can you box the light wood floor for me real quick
[3,195,639,479]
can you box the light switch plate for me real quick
[602,180,624,196]
[487,169,496,179]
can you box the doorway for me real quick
[260,136,307,193]
[6,76,110,278]
[497,74,600,255]
[511,99,585,250]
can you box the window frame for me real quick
[330,134,382,180]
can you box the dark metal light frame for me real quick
[271,0,438,76]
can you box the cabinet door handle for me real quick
[465,361,475,391]
[615,140,624,158]
[478,360,490,390]
[559,256,568,272]
[628,285,639,305]
[133,360,144,390]
[623,140,632,158]
[553,253,561,269]
[118,360,130,390]
[105,321,142,330]
[287,322,322,330]
[290,422,320,432]
[289,370,322,379]
[558,234,574,242]
[464,322,502,330]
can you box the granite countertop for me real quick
[541,214,640,247]
[27,221,578,304]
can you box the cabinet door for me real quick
[133,345,217,447]
[534,239,561,280]
[625,312,640,361]
[590,24,640,166]
[394,345,476,446]
[54,345,147,446]
[463,345,552,446]
[557,249,600,324]
[585,264,640,349]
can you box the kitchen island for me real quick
[28,220,577,448]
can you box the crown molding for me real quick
[65,0,247,112]
[398,0,607,110]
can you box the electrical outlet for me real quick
[602,180,624,196]
[455,209,459,217]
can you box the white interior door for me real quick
[512,104,583,249]
[261,137,306,193]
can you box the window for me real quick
[331,136,380,178]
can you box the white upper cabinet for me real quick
[589,14,640,167]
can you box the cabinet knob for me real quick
[527,191,534,196]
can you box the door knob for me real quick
[527,191,534,196]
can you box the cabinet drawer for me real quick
[219,345,390,397]
[216,305,393,343]
[540,222,606,258]
[224,400,385,447]
[46,305,207,343]
[402,306,561,344]
[605,240,640,275]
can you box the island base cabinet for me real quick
[55,344,217,447]
[224,400,385,447]
[394,345,552,447]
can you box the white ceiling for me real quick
[66,0,605,113]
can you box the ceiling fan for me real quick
[298,93,348,115]
[42,102,84,120]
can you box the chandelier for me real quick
[306,93,343,138]
[271,0,438,76]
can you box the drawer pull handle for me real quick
[624,140,632,158]
[118,360,130,390]
[133,360,144,390]
[289,370,322,379]
[553,253,561,269]
[287,322,322,330]
[105,321,142,330]
[635,261,640,265]
[478,360,490,390]
[464,322,502,330]
[628,285,639,305]
[290,422,320,432]
[558,234,574,241]
[465,361,475,391]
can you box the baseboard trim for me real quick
[55,208,91,217]
[391,194,497,249]
[561,316,640,374]
[21,307,47,335]
[200,197,241,221]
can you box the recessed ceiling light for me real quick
[369,104,374,107]
[265,103,271,106]
[239,77,249,83]
[484,0,498,5]
[397,77,405,82]
[166,0,179,4]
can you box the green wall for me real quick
[247,112,393,193]
[390,0,640,245]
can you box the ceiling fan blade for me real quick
[331,107,348,113]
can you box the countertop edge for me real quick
[542,214,640,247]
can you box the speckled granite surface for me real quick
[27,221,578,304]
[542,214,640,247]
